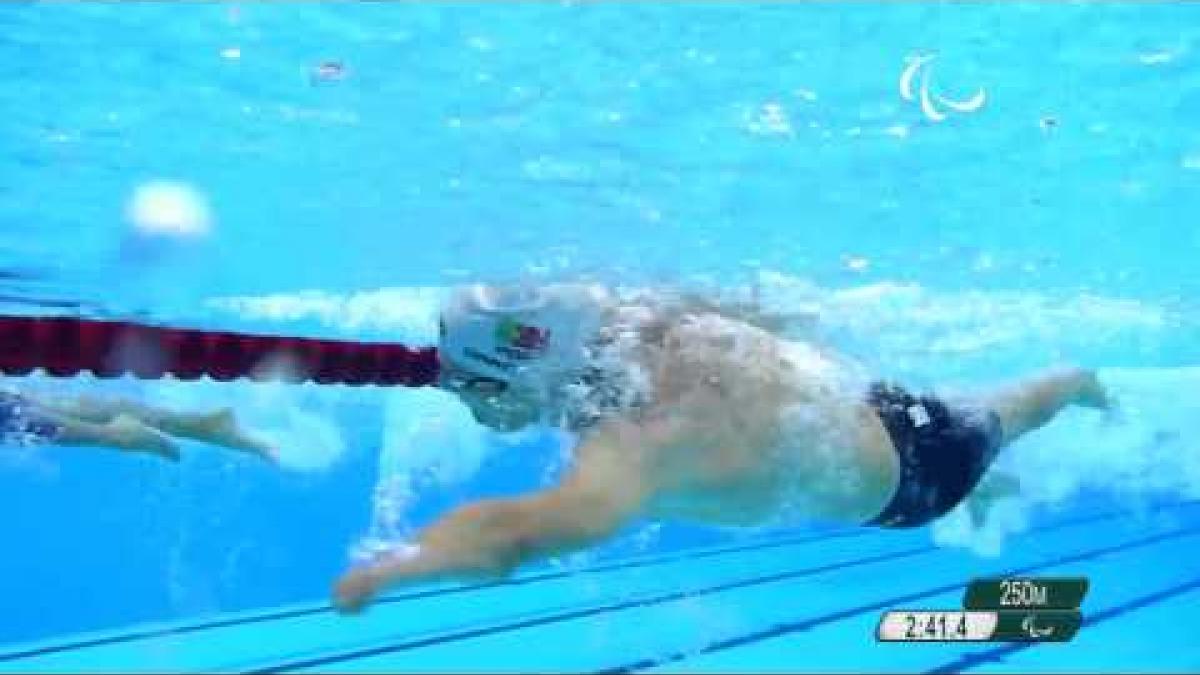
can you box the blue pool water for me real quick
[1,2,1199,672]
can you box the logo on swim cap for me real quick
[494,318,550,352]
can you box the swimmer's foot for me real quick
[195,409,278,463]
[107,414,181,462]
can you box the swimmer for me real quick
[0,388,277,463]
[333,283,1110,613]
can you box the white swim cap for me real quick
[438,284,608,387]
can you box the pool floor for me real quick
[1,503,1198,673]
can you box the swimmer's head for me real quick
[437,283,610,432]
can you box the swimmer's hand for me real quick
[333,544,446,614]
[331,506,519,615]
[333,566,379,614]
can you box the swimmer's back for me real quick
[639,312,896,524]
[652,312,865,405]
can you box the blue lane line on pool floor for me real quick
[0,525,868,664]
[248,506,1188,674]
[599,524,1200,673]
[925,575,1200,674]
[1,502,1190,669]
[249,547,935,673]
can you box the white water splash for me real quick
[207,276,1172,364]
[752,272,1174,379]
[351,386,492,560]
[206,287,446,342]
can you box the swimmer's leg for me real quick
[984,367,1110,447]
[35,396,275,462]
[965,471,1021,528]
[959,367,1107,528]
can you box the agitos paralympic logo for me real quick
[494,318,550,354]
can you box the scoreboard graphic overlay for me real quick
[876,578,1088,643]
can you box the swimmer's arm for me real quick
[334,418,659,613]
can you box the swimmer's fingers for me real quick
[332,567,379,614]
[332,559,429,614]
[332,545,470,614]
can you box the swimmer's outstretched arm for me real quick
[333,418,659,614]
